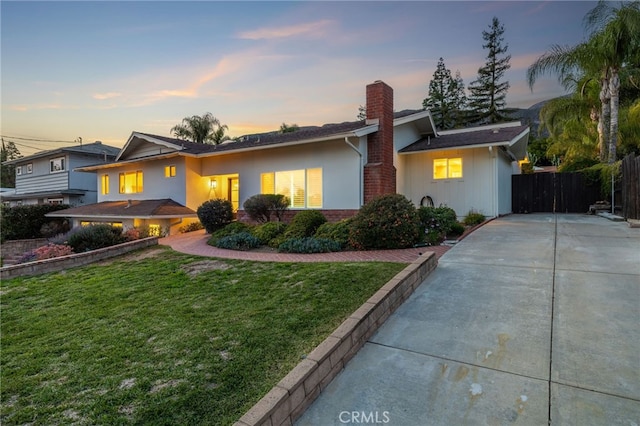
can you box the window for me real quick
[164,165,176,178]
[50,157,65,173]
[119,171,143,194]
[101,174,109,195]
[149,224,161,236]
[26,163,33,174]
[16,166,22,175]
[47,198,64,205]
[433,158,463,179]
[260,168,323,208]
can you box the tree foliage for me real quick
[1,139,22,188]
[423,58,467,129]
[171,112,229,145]
[528,1,640,164]
[467,17,512,124]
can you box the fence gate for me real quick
[512,172,602,214]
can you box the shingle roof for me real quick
[400,124,529,153]
[3,141,120,165]
[134,110,426,155]
[46,199,197,218]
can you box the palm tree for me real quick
[171,113,229,145]
[527,1,640,163]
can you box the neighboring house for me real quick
[48,81,529,235]
[1,141,120,207]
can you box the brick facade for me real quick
[364,80,396,204]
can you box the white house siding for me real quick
[98,157,188,205]
[497,150,516,216]
[200,139,362,210]
[399,147,498,218]
[393,124,424,195]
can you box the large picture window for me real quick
[119,171,143,194]
[260,168,322,208]
[433,158,463,179]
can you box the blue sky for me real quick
[1,1,597,155]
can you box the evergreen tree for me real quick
[1,139,22,188]
[357,105,367,121]
[467,17,512,124]
[422,58,467,129]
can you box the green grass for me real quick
[0,246,406,425]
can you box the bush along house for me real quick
[48,80,529,235]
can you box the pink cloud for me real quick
[237,19,334,40]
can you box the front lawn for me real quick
[0,246,406,425]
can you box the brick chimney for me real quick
[364,80,396,203]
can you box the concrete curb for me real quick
[0,237,159,280]
[234,251,438,426]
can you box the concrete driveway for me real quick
[296,214,640,425]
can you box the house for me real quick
[1,141,120,207]
[47,81,529,235]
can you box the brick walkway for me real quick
[159,230,450,263]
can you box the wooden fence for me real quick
[621,153,640,220]
[512,172,602,214]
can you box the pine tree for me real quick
[1,139,22,188]
[467,17,512,124]
[422,58,467,129]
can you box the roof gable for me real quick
[3,141,119,165]
[46,199,197,219]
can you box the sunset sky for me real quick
[1,1,597,156]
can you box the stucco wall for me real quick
[200,139,363,210]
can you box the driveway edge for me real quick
[234,251,438,426]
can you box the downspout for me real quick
[489,146,498,217]
[344,137,363,207]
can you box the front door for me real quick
[228,177,239,212]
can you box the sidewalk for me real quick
[295,214,640,425]
[160,229,450,263]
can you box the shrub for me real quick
[243,194,289,223]
[314,219,353,249]
[278,237,342,254]
[197,199,234,233]
[348,194,420,250]
[463,211,486,227]
[66,225,125,253]
[18,243,74,264]
[40,220,71,239]
[179,222,204,233]
[251,222,288,245]
[207,222,251,246]
[283,210,327,239]
[215,232,261,251]
[417,206,459,245]
[0,204,70,242]
[447,222,466,238]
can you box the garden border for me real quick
[0,237,159,280]
[234,251,438,426]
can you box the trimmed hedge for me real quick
[283,210,327,239]
[251,222,288,245]
[215,232,261,251]
[197,199,234,233]
[0,204,70,242]
[348,194,420,250]
[243,194,289,223]
[278,237,342,254]
[67,225,126,253]
[314,219,352,250]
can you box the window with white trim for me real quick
[433,158,463,179]
[101,174,109,195]
[119,171,143,194]
[164,165,176,178]
[50,157,66,173]
[260,168,323,208]
[16,166,22,175]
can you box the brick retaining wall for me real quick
[1,238,49,264]
[234,251,438,426]
[0,237,159,280]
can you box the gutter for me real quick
[344,137,364,207]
